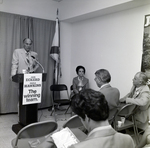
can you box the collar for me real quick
[78,76,84,81]
[24,48,31,54]
[135,85,145,92]
[100,83,110,89]
[88,125,112,137]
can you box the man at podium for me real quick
[11,38,39,77]
[10,38,39,119]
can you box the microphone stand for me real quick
[31,56,44,73]
[35,60,45,73]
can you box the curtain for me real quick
[0,12,55,113]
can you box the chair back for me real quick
[70,85,74,98]
[50,84,68,91]
[116,104,136,118]
[19,120,57,138]
[113,104,139,144]
[108,108,118,125]
[70,85,73,91]
[113,104,137,129]
[63,115,83,129]
[13,120,58,147]
[50,84,71,115]
[50,84,70,99]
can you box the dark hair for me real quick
[71,89,109,121]
[76,65,86,74]
[95,69,111,83]
[23,38,33,44]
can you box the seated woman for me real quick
[71,65,89,96]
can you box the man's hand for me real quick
[119,97,127,102]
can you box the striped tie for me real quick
[26,52,30,71]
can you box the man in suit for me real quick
[11,38,39,77]
[120,72,150,130]
[94,69,120,123]
[69,89,134,148]
[11,38,39,115]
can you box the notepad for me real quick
[51,127,79,148]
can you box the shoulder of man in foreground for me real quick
[100,85,120,95]
[68,132,134,148]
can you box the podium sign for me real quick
[23,73,42,105]
[12,73,47,126]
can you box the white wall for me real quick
[1,0,150,96]
[59,22,72,88]
[60,4,150,97]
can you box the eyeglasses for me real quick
[94,76,101,82]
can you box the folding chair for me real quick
[70,85,74,99]
[134,105,150,142]
[50,84,71,116]
[11,120,58,148]
[113,103,139,144]
[62,115,83,129]
[70,85,73,92]
[62,115,87,134]
[108,108,118,125]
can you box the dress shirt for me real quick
[99,83,110,90]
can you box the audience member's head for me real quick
[133,72,148,87]
[23,38,33,52]
[71,89,109,131]
[75,65,86,78]
[94,69,111,87]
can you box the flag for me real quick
[50,18,60,63]
[50,18,61,84]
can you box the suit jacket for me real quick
[69,126,134,148]
[72,76,89,94]
[120,85,150,123]
[11,48,38,76]
[99,84,120,120]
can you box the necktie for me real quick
[26,52,30,71]
[132,89,140,98]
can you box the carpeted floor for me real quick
[0,108,72,148]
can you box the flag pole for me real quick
[52,9,59,85]
[56,8,59,84]
[57,8,59,18]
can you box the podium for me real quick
[12,73,47,126]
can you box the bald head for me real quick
[23,38,33,52]
[133,72,148,87]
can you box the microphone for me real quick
[31,56,45,73]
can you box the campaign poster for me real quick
[22,73,42,105]
[141,14,150,72]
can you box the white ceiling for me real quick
[58,0,150,23]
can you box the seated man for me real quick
[120,72,150,130]
[94,69,120,123]
[69,89,134,148]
